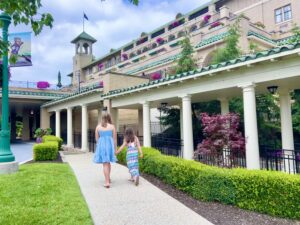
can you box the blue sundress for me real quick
[93,130,117,163]
[126,142,139,177]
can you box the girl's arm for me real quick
[95,126,99,142]
[135,136,143,158]
[116,139,126,154]
[113,125,117,151]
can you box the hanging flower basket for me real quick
[98,63,104,71]
[37,81,50,89]
[156,37,165,45]
[203,14,211,23]
[99,80,104,87]
[121,53,128,60]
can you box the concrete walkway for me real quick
[11,142,34,164]
[65,153,214,225]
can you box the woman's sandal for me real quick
[103,184,110,189]
[128,178,134,182]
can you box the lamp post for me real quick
[0,13,18,172]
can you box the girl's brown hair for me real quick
[101,113,112,128]
[124,127,135,143]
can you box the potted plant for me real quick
[98,63,104,71]
[209,21,224,30]
[150,72,162,80]
[34,128,45,143]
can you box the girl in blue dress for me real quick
[116,128,143,186]
[94,113,117,188]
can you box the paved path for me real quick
[11,142,34,164]
[65,153,214,225]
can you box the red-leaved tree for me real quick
[196,113,245,162]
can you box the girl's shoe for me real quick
[103,184,110,188]
[134,176,139,186]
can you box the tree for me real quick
[175,37,196,74]
[0,1,54,60]
[288,24,300,44]
[210,17,241,65]
[196,113,245,165]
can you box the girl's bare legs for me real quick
[103,163,110,187]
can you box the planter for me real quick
[150,72,162,80]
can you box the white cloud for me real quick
[10,0,210,85]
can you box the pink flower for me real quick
[121,53,128,60]
[98,63,104,70]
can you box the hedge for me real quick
[42,135,63,150]
[33,142,58,161]
[117,147,300,219]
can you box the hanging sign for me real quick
[9,32,32,67]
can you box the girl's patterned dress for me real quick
[126,142,139,177]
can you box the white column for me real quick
[81,104,89,152]
[138,109,143,137]
[279,90,295,173]
[55,110,61,138]
[180,104,184,157]
[219,98,229,115]
[67,107,73,147]
[241,84,260,169]
[143,101,151,147]
[181,95,194,160]
[111,108,119,132]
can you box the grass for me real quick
[0,163,93,225]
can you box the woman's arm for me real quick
[135,136,143,158]
[116,139,126,154]
[113,125,117,151]
[95,126,99,142]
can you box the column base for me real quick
[0,161,19,174]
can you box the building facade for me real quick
[3,0,300,171]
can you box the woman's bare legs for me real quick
[108,163,112,183]
[103,163,110,187]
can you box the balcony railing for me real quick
[9,80,62,90]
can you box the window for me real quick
[275,4,292,24]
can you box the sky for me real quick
[10,0,210,85]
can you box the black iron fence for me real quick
[196,149,246,168]
[88,129,96,153]
[196,146,300,174]
[151,134,182,157]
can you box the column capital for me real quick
[140,101,150,106]
[218,97,228,102]
[55,109,62,113]
[179,94,191,101]
[238,82,256,91]
[67,107,73,110]
[81,104,87,108]
[277,88,291,96]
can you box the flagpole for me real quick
[83,12,84,31]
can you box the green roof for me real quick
[247,31,276,45]
[102,42,300,98]
[195,32,230,49]
[0,90,68,98]
[71,31,97,44]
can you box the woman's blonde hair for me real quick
[101,113,112,128]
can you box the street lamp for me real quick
[0,13,18,173]
[267,86,278,95]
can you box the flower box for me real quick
[156,37,165,45]
[121,53,128,60]
[37,81,50,89]
[150,72,162,80]
[203,14,211,23]
[209,21,224,30]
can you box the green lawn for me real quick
[0,163,92,225]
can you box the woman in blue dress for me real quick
[94,113,117,188]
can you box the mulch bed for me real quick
[141,173,299,225]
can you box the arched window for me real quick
[83,43,89,54]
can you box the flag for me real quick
[83,13,89,21]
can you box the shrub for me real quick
[33,142,58,161]
[42,135,63,150]
[117,147,300,219]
